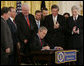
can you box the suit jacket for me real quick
[1,17,13,52]
[1,17,13,64]
[67,15,83,49]
[44,14,66,48]
[35,20,44,33]
[40,15,46,26]
[30,34,48,51]
[7,18,18,45]
[15,13,37,43]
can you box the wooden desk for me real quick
[29,50,77,65]
[17,49,77,65]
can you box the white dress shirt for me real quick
[73,15,78,21]
[35,20,40,29]
[10,17,17,28]
[72,15,79,34]
[9,17,14,22]
[53,15,58,25]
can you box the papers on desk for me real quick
[41,46,63,51]
[41,49,63,51]
[41,49,56,51]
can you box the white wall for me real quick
[57,1,83,16]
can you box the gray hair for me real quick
[71,5,79,11]
[21,3,29,9]
[38,26,48,32]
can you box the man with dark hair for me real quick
[1,7,10,15]
[6,7,19,65]
[1,7,13,65]
[35,10,41,15]
[44,5,66,49]
[51,5,59,11]
[41,8,48,26]
[35,10,43,32]
[63,12,70,49]
[63,12,70,19]
[41,8,48,18]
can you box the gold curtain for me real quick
[1,1,59,15]
[1,1,83,15]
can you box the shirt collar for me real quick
[53,15,58,21]
[73,15,78,20]
[35,20,40,23]
[10,17,13,22]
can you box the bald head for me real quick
[22,3,29,16]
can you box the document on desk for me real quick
[41,49,59,51]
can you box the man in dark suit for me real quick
[40,8,48,27]
[1,7,13,65]
[30,26,63,51]
[35,10,44,32]
[7,7,19,65]
[41,8,48,22]
[15,3,37,54]
[29,26,63,64]
[67,6,83,65]
[44,5,66,49]
[30,26,50,51]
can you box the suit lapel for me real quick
[57,14,61,24]
[22,14,30,30]
[51,14,54,27]
[36,35,41,47]
[9,18,17,29]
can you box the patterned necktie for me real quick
[13,20,17,28]
[26,16,30,29]
[74,17,76,22]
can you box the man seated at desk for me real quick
[30,26,63,51]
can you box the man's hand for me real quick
[73,26,79,34]
[54,46,63,50]
[6,48,11,53]
[73,26,77,33]
[54,22,60,29]
[42,46,50,50]
[24,39,28,44]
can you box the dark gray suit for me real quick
[1,17,13,65]
[67,15,83,65]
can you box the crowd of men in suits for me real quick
[1,3,83,65]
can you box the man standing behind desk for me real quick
[67,6,83,65]
[7,7,19,65]
[41,8,48,26]
[35,10,44,32]
[44,5,66,49]
[15,3,37,54]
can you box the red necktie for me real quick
[26,16,30,29]
[13,20,17,28]
[40,39,43,47]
